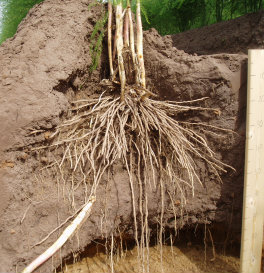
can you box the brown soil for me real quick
[0,1,252,272]
[171,10,264,55]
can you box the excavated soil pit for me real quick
[1,1,263,273]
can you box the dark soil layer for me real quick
[0,1,249,272]
[172,10,264,55]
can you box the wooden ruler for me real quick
[240,50,264,273]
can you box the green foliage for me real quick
[141,4,150,24]
[89,10,108,73]
[141,0,264,35]
[0,0,43,44]
[1,0,263,46]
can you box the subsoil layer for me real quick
[62,245,240,273]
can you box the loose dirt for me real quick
[0,0,259,272]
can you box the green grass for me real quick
[0,0,43,45]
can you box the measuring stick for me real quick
[240,50,264,273]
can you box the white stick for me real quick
[21,197,96,273]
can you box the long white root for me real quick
[21,197,96,273]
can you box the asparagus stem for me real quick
[108,1,114,78]
[116,2,126,101]
[124,9,129,48]
[127,0,137,79]
[136,0,146,88]
[112,28,117,65]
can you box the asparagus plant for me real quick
[108,0,147,100]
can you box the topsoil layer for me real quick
[0,1,253,272]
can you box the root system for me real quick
[25,1,235,271]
